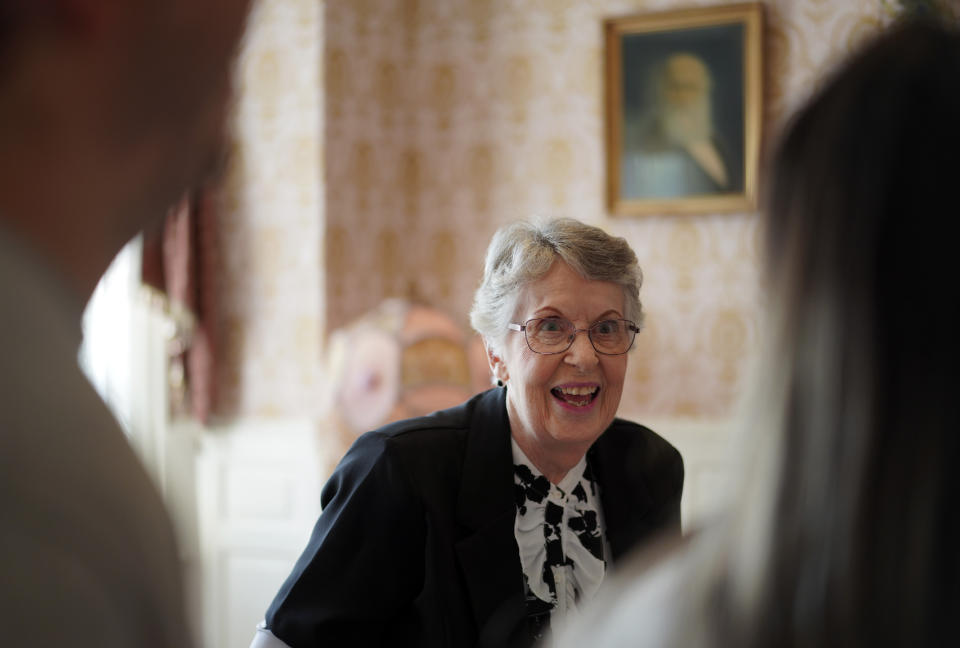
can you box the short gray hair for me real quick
[470,217,644,353]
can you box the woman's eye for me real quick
[594,321,617,335]
[539,319,565,332]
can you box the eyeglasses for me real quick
[507,317,639,355]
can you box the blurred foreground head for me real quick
[736,16,960,648]
[0,0,252,297]
[558,16,960,648]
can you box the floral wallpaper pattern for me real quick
[211,0,887,422]
[214,0,324,418]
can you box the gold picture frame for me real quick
[605,3,763,215]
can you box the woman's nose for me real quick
[563,329,599,367]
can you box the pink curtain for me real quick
[141,190,218,423]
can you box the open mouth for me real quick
[550,385,600,408]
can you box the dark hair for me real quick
[736,17,960,647]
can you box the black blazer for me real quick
[264,388,683,647]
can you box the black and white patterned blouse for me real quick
[512,438,607,640]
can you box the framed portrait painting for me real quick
[605,3,763,215]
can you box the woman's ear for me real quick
[485,341,508,385]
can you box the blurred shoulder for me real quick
[555,536,701,648]
[0,317,192,642]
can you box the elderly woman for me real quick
[251,218,684,648]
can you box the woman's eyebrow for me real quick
[530,307,565,318]
[593,310,623,320]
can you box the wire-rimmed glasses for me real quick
[507,317,639,355]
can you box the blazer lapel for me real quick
[589,426,655,563]
[453,388,528,643]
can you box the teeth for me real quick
[557,386,598,396]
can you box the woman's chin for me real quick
[547,403,611,446]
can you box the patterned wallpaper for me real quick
[209,0,891,422]
[322,0,885,421]
[213,0,324,418]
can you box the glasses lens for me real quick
[521,318,637,354]
[589,319,635,354]
[526,317,572,352]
